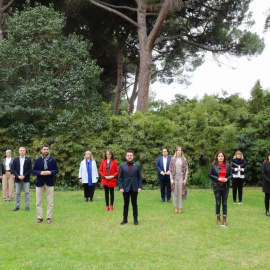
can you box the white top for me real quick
[232,165,245,179]
[163,157,167,173]
[78,159,99,184]
[5,157,12,170]
[20,156,25,176]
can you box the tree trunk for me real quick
[0,0,15,39]
[113,44,124,115]
[128,63,139,115]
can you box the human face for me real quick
[6,152,12,158]
[41,147,50,157]
[236,153,242,159]
[268,155,270,162]
[106,151,112,160]
[126,152,134,162]
[218,153,224,163]
[176,148,182,157]
[162,149,168,157]
[85,152,91,159]
[19,148,26,157]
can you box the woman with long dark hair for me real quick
[99,150,119,211]
[209,151,232,226]
[262,152,270,217]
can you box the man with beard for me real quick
[118,150,142,225]
[33,144,58,224]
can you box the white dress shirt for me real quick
[5,157,12,170]
[163,157,167,173]
[20,156,25,176]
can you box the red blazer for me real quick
[99,159,119,187]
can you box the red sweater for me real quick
[217,163,226,185]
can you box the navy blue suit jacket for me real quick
[118,162,142,192]
[156,156,172,180]
[32,156,58,187]
[11,157,32,183]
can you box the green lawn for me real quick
[0,188,269,270]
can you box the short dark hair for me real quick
[104,149,115,160]
[162,148,168,153]
[126,150,134,155]
[42,144,50,149]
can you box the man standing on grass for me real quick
[11,147,32,211]
[32,144,58,224]
[118,150,142,225]
[156,148,172,203]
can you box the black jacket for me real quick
[11,157,32,183]
[209,163,232,188]
[230,159,246,178]
[262,163,270,193]
[118,162,142,192]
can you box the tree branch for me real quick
[89,0,139,28]
[1,0,15,13]
[155,35,228,52]
[96,1,137,12]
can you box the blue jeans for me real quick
[213,185,229,216]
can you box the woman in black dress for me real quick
[262,152,270,217]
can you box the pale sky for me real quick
[153,0,270,103]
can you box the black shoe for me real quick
[266,211,269,217]
[161,199,165,202]
[120,220,127,225]
[90,199,93,202]
[13,206,19,211]
[167,199,171,203]
[134,221,139,225]
[25,207,30,211]
[85,198,89,202]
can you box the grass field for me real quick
[0,188,269,270]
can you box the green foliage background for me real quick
[0,4,269,188]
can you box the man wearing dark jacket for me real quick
[32,144,58,224]
[11,147,32,211]
[118,150,142,225]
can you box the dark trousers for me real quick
[123,188,138,221]
[104,186,114,206]
[232,178,244,202]
[213,186,229,216]
[265,193,270,211]
[160,178,171,201]
[83,184,95,200]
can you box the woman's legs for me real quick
[104,186,109,206]
[109,187,114,206]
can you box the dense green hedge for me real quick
[1,84,270,188]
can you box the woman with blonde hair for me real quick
[230,150,246,204]
[169,146,188,214]
[78,151,99,202]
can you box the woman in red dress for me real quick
[99,150,119,211]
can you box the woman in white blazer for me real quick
[79,151,99,202]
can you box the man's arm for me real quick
[118,164,124,192]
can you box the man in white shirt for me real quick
[0,150,14,202]
[156,149,172,203]
[11,147,32,211]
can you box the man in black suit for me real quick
[11,147,32,211]
[118,150,142,225]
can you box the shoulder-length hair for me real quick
[85,151,93,160]
[104,149,115,160]
[233,150,244,159]
[264,152,270,164]
[173,146,185,159]
[212,151,227,165]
